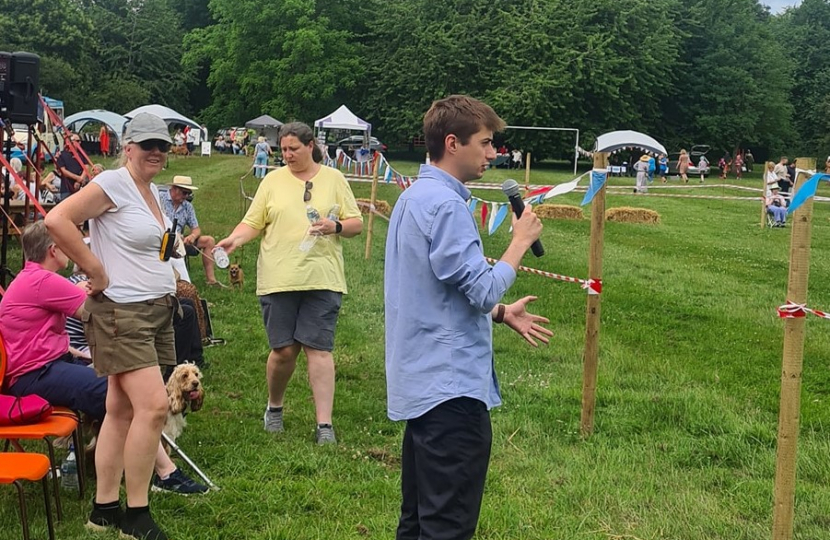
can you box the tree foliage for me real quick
[5,0,830,158]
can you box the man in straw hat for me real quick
[159,175,225,287]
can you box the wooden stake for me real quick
[524,152,531,191]
[771,158,816,540]
[580,152,608,437]
[363,153,381,260]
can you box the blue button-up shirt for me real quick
[159,191,199,234]
[384,164,517,421]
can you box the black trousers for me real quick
[173,298,203,366]
[396,397,492,540]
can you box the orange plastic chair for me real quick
[0,452,56,540]
[0,332,83,521]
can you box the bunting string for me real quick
[483,256,599,294]
[777,302,830,320]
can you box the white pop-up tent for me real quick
[314,105,371,137]
[64,109,129,145]
[124,104,200,130]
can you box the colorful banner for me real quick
[581,169,608,206]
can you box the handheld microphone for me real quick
[501,179,544,257]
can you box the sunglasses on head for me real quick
[137,140,171,153]
[304,181,313,202]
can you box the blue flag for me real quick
[581,170,608,206]
[787,173,830,214]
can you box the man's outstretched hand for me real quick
[502,296,553,347]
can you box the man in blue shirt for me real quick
[385,95,553,540]
[159,175,224,287]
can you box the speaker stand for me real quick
[0,121,18,289]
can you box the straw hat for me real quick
[169,175,199,191]
[639,155,650,162]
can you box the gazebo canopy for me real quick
[245,114,283,129]
[245,114,283,148]
[314,105,371,133]
[594,130,666,156]
[124,104,200,130]
[64,109,128,143]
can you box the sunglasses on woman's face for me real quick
[304,181,313,202]
[137,140,171,153]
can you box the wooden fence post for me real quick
[580,151,608,437]
[364,153,381,260]
[771,158,816,540]
[761,170,769,228]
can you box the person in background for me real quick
[676,149,690,184]
[733,152,744,180]
[159,175,223,287]
[766,184,787,227]
[647,154,656,184]
[253,136,273,179]
[773,156,792,199]
[825,156,830,174]
[45,112,181,540]
[55,134,88,201]
[634,154,650,193]
[216,122,363,445]
[697,154,709,183]
[385,95,552,540]
[745,149,754,173]
[99,125,111,158]
[659,154,669,183]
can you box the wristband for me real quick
[493,303,506,324]
[334,220,343,234]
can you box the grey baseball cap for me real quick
[124,113,173,144]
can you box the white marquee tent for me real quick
[314,105,371,135]
[124,104,200,130]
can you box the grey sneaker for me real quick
[264,408,284,433]
[315,424,336,445]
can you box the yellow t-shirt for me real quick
[242,165,363,295]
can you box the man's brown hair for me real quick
[423,95,506,162]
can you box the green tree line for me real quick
[3,0,830,160]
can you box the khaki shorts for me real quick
[82,294,177,377]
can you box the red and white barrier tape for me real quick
[778,302,830,320]
[484,256,600,293]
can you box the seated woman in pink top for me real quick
[0,221,98,414]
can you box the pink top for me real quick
[0,261,86,388]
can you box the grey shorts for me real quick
[259,290,343,352]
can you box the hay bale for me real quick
[533,204,584,220]
[605,207,661,224]
[356,198,391,216]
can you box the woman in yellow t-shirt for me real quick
[216,122,363,444]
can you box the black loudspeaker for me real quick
[0,51,10,117]
[7,52,40,124]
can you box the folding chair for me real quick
[0,452,55,540]
[0,333,84,521]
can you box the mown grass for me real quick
[3,154,830,539]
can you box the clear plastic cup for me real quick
[213,247,230,269]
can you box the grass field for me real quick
[3,154,830,539]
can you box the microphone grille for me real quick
[501,179,520,197]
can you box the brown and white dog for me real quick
[228,263,244,290]
[163,363,204,444]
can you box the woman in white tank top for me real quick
[45,112,178,540]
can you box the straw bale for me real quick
[605,207,661,224]
[533,204,584,220]
[357,198,391,216]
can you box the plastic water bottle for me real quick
[213,247,230,269]
[61,445,79,492]
[326,204,340,222]
[299,206,321,252]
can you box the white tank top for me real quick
[89,168,177,303]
